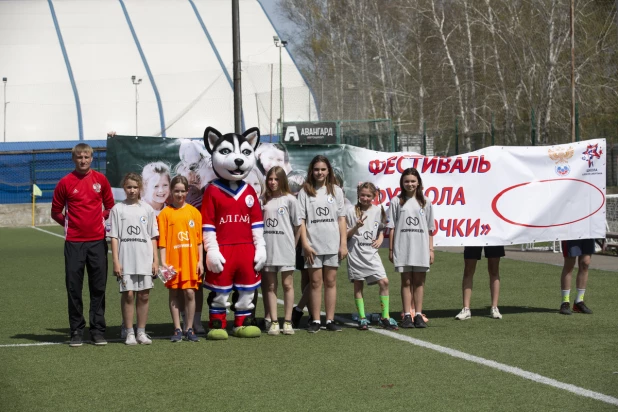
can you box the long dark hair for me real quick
[303,155,337,197]
[263,166,292,204]
[399,168,426,208]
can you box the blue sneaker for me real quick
[170,328,183,342]
[185,328,199,342]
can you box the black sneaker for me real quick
[91,334,107,346]
[400,315,415,328]
[413,314,427,328]
[69,331,83,347]
[573,301,593,314]
[291,307,303,329]
[559,302,572,315]
[325,322,342,332]
[307,322,321,333]
[185,328,199,342]
[380,317,399,331]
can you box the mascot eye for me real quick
[242,149,252,156]
[219,148,231,155]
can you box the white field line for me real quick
[7,228,616,407]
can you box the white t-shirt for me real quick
[345,204,386,278]
[387,196,434,268]
[262,194,299,266]
[109,200,159,275]
[297,185,345,255]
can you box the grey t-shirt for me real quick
[262,194,299,266]
[298,185,345,255]
[387,196,435,268]
[345,204,386,278]
[109,200,159,275]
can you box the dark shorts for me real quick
[464,246,505,260]
[295,244,304,271]
[562,239,595,258]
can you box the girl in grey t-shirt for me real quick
[298,155,347,333]
[346,182,399,331]
[261,166,300,336]
[388,168,435,329]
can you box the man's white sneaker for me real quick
[455,308,471,320]
[490,307,502,319]
[125,332,137,345]
[267,322,281,336]
[136,332,153,345]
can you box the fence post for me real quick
[455,117,459,155]
[531,108,536,146]
[422,121,427,156]
[491,113,495,146]
[575,102,580,142]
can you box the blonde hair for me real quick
[355,182,387,224]
[71,143,93,157]
[263,166,292,205]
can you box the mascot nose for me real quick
[234,158,244,167]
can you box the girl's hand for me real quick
[303,245,317,266]
[355,214,367,229]
[113,262,123,279]
[151,262,158,276]
[339,244,348,261]
[372,232,384,249]
[430,250,435,265]
[197,262,204,277]
[389,249,394,263]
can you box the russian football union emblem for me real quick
[245,195,255,207]
[92,183,101,193]
[548,146,574,176]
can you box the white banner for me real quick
[343,139,607,246]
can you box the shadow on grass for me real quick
[424,305,557,319]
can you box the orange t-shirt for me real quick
[157,204,202,289]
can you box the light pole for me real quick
[273,36,287,137]
[131,75,142,137]
[3,77,7,142]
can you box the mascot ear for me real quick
[243,127,261,151]
[204,127,222,154]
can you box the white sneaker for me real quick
[455,308,471,320]
[136,332,152,345]
[125,331,137,345]
[490,307,502,319]
[267,322,280,336]
[282,321,295,335]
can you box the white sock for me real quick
[575,289,585,303]
[136,328,145,335]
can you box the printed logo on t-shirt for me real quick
[419,208,425,215]
[327,195,334,204]
[246,195,255,207]
[177,231,189,241]
[92,183,101,193]
[373,221,379,229]
[277,206,286,215]
[406,217,419,226]
[188,219,195,228]
[140,216,147,224]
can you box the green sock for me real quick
[355,298,366,318]
[380,295,390,318]
[562,290,570,303]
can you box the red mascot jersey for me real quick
[201,180,263,293]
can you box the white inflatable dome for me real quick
[0,0,317,141]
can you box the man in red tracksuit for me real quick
[51,143,114,347]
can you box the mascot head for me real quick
[204,127,260,182]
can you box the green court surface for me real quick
[1,226,616,411]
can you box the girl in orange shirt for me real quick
[157,176,204,342]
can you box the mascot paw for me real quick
[207,329,229,340]
[233,325,261,338]
[206,251,226,273]
[253,247,267,272]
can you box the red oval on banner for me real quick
[491,178,605,228]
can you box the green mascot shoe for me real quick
[206,319,228,340]
[233,325,261,338]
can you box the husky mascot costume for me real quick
[201,127,265,339]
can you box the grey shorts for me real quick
[348,272,386,285]
[119,274,154,292]
[305,254,339,269]
[262,265,296,273]
[396,266,429,273]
